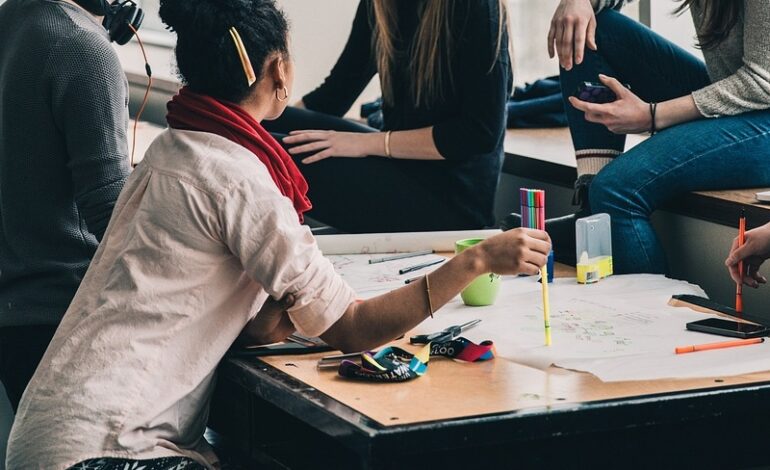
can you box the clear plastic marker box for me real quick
[575,213,613,284]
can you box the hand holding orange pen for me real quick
[736,209,746,314]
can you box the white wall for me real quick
[649,0,702,60]
[277,0,379,112]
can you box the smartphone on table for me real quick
[686,318,770,339]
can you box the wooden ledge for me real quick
[668,190,770,228]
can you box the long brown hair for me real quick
[675,0,741,50]
[372,0,508,108]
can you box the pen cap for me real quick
[519,188,545,230]
[576,213,612,260]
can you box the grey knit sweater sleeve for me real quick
[0,0,129,327]
[48,26,130,239]
[692,1,770,117]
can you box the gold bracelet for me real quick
[424,274,434,318]
[384,130,393,159]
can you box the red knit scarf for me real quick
[166,87,311,221]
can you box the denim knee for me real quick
[594,8,636,45]
[589,169,631,216]
[588,171,615,215]
[590,167,652,219]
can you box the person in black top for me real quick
[265,0,511,233]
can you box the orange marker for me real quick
[736,209,746,314]
[675,337,763,355]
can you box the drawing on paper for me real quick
[522,298,640,351]
[331,256,356,271]
[328,253,446,298]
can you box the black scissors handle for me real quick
[409,319,481,345]
[410,330,453,345]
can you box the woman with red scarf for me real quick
[7,1,549,468]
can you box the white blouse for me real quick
[7,129,356,469]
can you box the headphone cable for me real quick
[128,23,152,168]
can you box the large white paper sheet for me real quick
[316,230,501,255]
[329,253,447,299]
[329,255,770,381]
[438,276,770,381]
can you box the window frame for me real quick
[639,0,652,26]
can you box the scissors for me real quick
[409,319,481,345]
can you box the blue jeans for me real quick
[561,10,770,274]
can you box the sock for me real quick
[575,150,622,178]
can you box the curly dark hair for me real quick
[159,0,289,102]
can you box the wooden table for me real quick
[208,267,770,469]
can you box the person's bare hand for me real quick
[475,228,552,276]
[548,0,598,70]
[568,75,650,134]
[239,294,297,345]
[725,224,770,288]
[283,131,381,164]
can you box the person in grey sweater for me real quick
[540,0,770,274]
[0,0,132,411]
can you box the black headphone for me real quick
[75,0,144,45]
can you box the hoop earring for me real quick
[275,86,289,102]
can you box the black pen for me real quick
[399,258,445,275]
[404,276,422,284]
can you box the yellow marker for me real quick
[541,264,552,346]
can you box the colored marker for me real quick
[398,258,445,275]
[542,264,552,346]
[538,190,550,345]
[522,188,551,344]
[736,209,746,314]
[675,337,763,355]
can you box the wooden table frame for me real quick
[209,292,770,469]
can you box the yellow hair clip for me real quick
[228,27,257,87]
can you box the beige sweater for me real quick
[689,1,770,116]
[593,0,770,117]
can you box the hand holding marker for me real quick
[521,188,552,346]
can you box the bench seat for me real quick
[503,127,770,227]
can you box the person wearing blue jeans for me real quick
[547,0,770,274]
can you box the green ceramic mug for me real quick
[455,238,501,306]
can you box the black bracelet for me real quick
[649,102,658,136]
